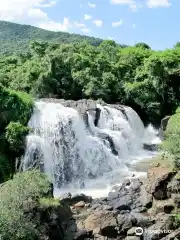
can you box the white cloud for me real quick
[0,0,56,21]
[93,19,103,27]
[88,2,96,8]
[84,14,92,20]
[110,0,141,11]
[36,1,56,8]
[147,0,171,8]
[28,8,48,20]
[39,17,72,31]
[112,19,123,27]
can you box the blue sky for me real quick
[1,0,179,50]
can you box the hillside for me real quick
[0,21,103,55]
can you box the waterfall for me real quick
[22,100,160,191]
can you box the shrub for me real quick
[161,110,180,169]
[0,170,53,240]
[5,122,30,152]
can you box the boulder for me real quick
[161,116,171,131]
[73,230,92,240]
[117,214,133,232]
[61,193,92,206]
[138,185,153,209]
[74,201,85,208]
[84,211,118,238]
[130,212,154,228]
[143,222,171,240]
[143,144,157,152]
[147,168,175,200]
[107,178,144,212]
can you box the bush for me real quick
[0,85,34,182]
[0,170,53,240]
[5,122,30,152]
[161,110,180,169]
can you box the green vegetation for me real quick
[0,85,34,182]
[0,170,55,240]
[0,20,104,55]
[1,38,180,124]
[161,111,180,169]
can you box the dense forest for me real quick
[1,39,180,124]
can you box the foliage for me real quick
[1,38,180,125]
[0,86,34,182]
[161,111,180,169]
[5,122,30,152]
[0,170,54,240]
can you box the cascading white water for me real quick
[22,100,161,197]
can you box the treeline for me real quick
[1,40,180,124]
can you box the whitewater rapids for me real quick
[22,100,161,198]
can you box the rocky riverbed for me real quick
[58,167,180,240]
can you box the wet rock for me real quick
[161,116,171,131]
[143,144,157,152]
[74,201,85,208]
[107,178,144,212]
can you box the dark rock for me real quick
[143,222,170,240]
[161,116,171,131]
[131,212,154,228]
[143,144,157,152]
[113,195,132,211]
[71,194,92,205]
[74,230,92,240]
[84,211,118,237]
[138,185,153,209]
[117,214,133,232]
[151,172,175,200]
